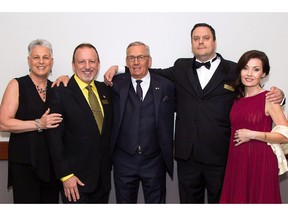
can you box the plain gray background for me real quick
[0,12,288,204]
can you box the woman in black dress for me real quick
[0,39,63,203]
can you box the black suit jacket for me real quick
[45,75,113,193]
[149,54,237,166]
[111,73,175,177]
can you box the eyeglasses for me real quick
[126,55,149,62]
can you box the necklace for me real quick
[35,85,47,100]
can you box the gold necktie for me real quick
[86,85,103,134]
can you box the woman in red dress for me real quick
[220,50,288,203]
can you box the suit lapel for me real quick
[94,81,110,131]
[186,59,203,97]
[202,57,229,95]
[118,76,131,129]
[150,74,162,123]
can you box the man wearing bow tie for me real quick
[104,23,284,203]
[111,41,175,203]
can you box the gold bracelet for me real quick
[35,119,42,132]
[264,132,267,141]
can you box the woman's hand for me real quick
[234,129,255,146]
[39,108,63,130]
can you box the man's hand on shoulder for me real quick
[51,75,70,87]
[104,65,118,86]
[266,86,285,104]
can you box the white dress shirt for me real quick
[131,72,150,100]
[196,55,221,89]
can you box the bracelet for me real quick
[264,132,267,141]
[35,119,42,132]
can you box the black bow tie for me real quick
[194,56,218,70]
[194,61,211,69]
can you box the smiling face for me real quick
[72,46,100,84]
[241,58,266,88]
[126,44,152,80]
[28,45,53,78]
[191,26,217,62]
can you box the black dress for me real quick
[8,75,59,203]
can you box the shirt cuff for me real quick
[60,173,74,182]
[117,66,125,74]
[281,97,286,106]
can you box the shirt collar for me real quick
[131,72,150,84]
[74,74,96,90]
[196,55,218,63]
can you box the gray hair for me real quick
[126,41,150,56]
[28,39,53,56]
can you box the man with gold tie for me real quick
[45,43,113,203]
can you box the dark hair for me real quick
[72,43,100,63]
[234,50,270,99]
[191,23,216,41]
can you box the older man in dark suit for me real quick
[111,41,175,203]
[45,43,113,203]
